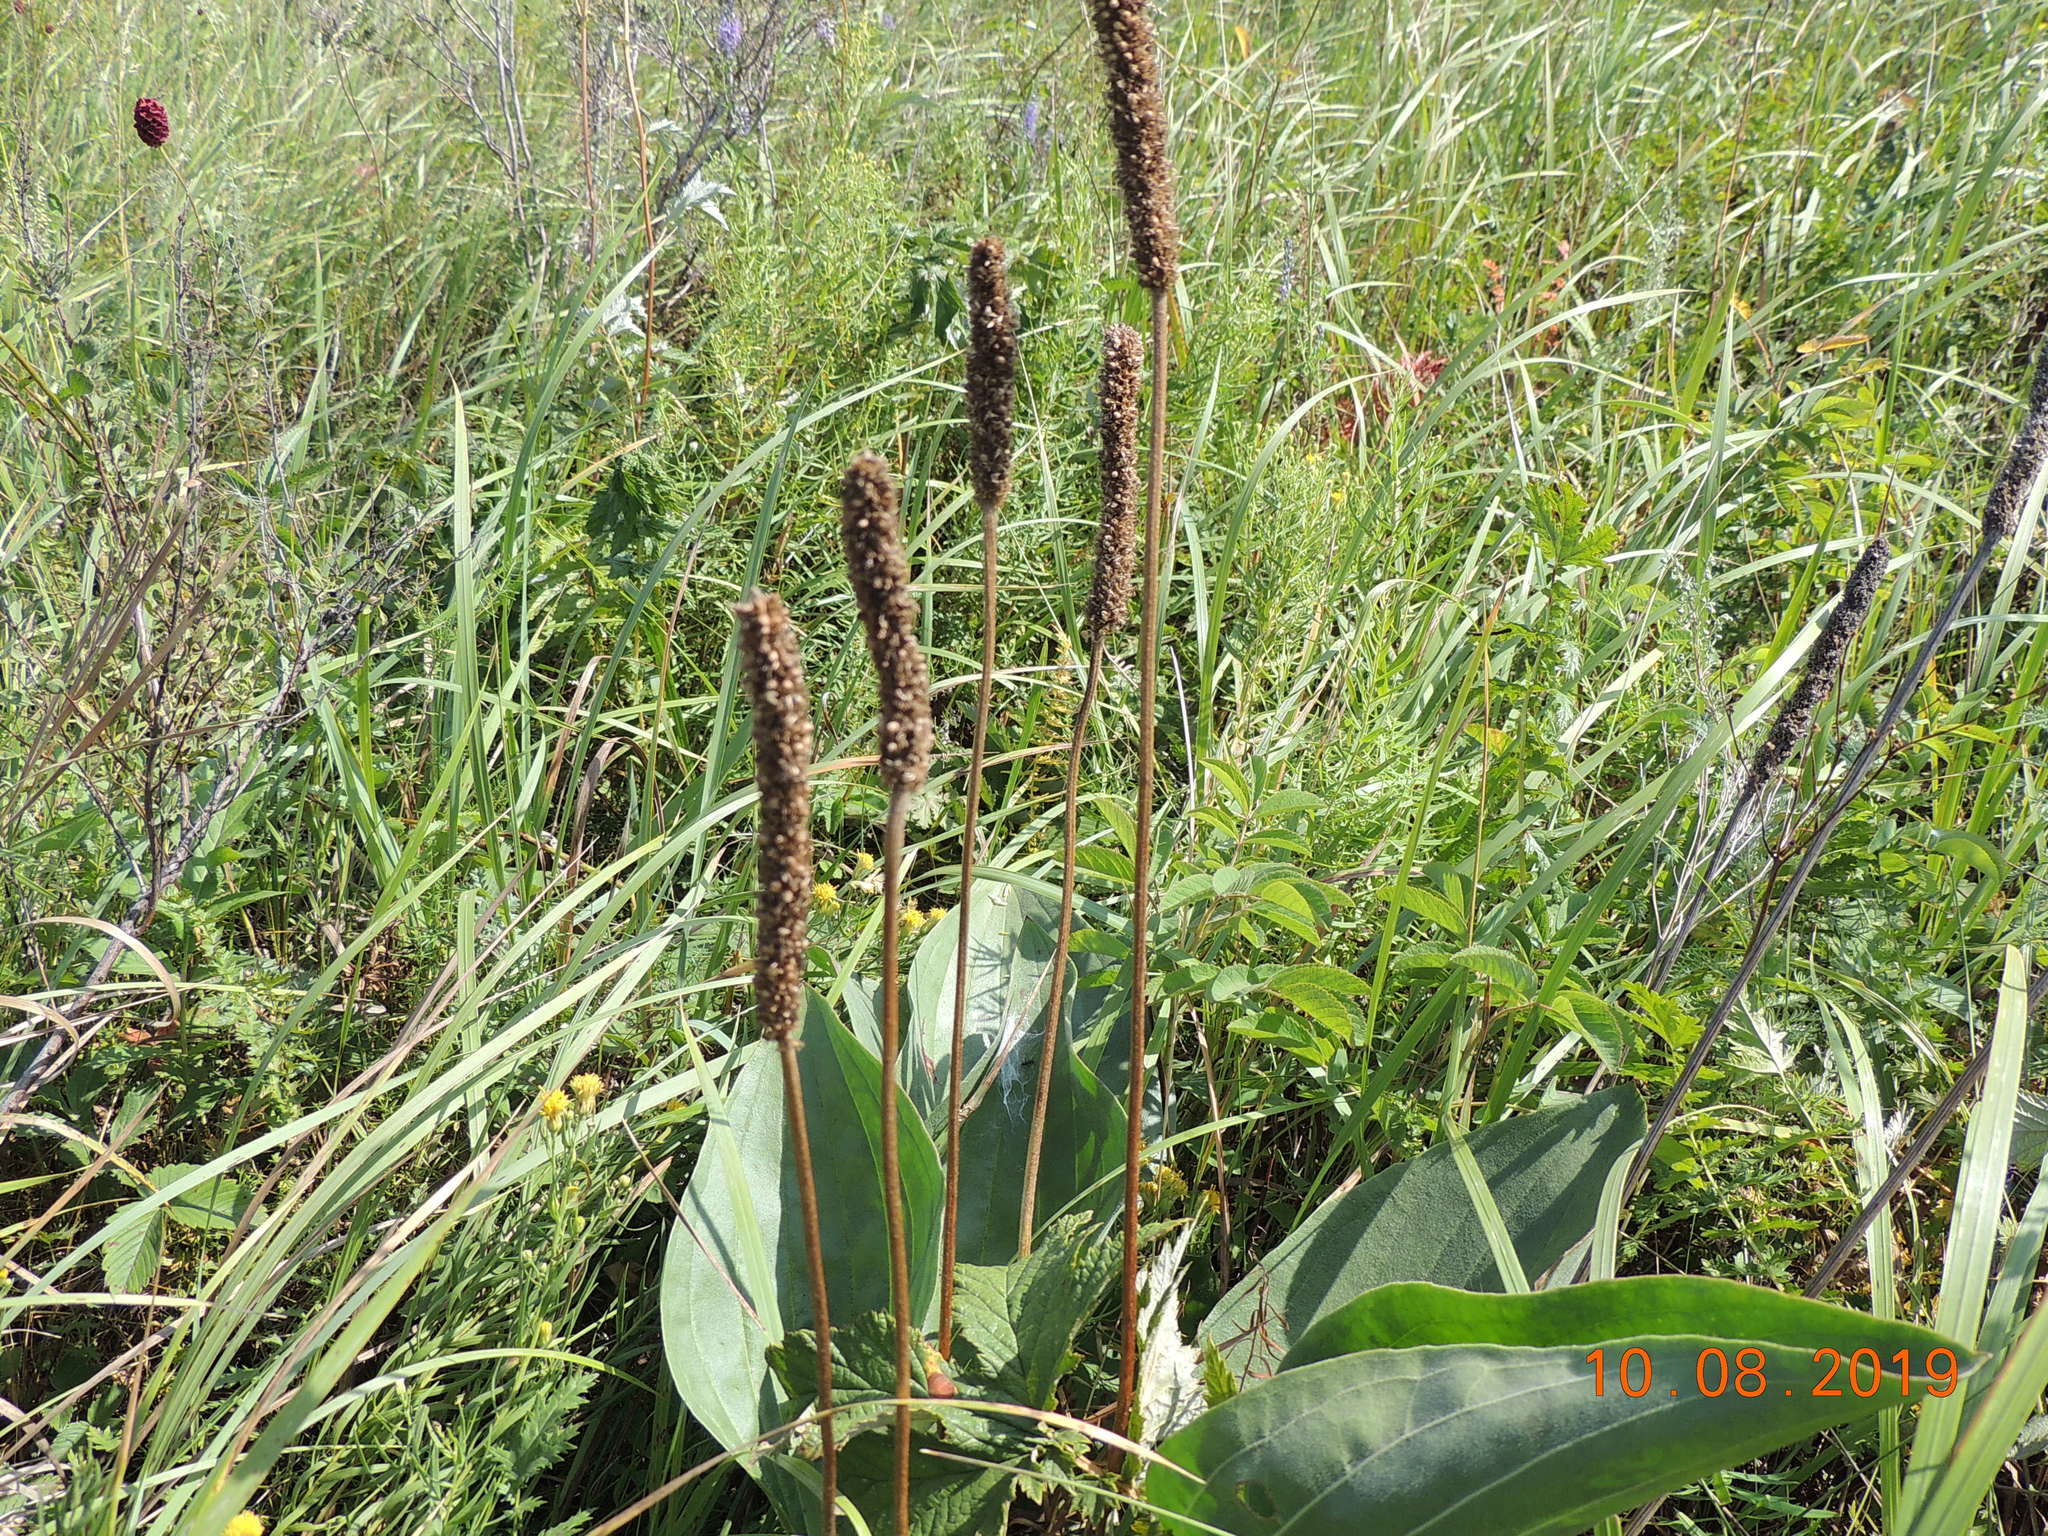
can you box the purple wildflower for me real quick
[715,9,741,56]
[1021,98,1043,147]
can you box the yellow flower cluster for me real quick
[224,1515,264,1536]
[540,1075,605,1130]
[539,1089,571,1129]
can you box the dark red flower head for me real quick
[133,98,170,148]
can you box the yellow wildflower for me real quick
[539,1088,571,1129]
[570,1073,604,1114]
[899,903,928,937]
[851,851,877,876]
[224,1516,264,1536]
[813,880,841,912]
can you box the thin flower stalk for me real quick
[1019,323,1142,1258]
[1085,0,1180,1449]
[840,452,931,1536]
[1115,287,1170,1447]
[940,236,1017,1357]
[733,590,837,1536]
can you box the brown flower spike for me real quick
[1737,533,1889,807]
[133,97,170,148]
[965,238,1018,512]
[840,453,933,793]
[734,591,814,1041]
[1985,331,2048,544]
[1085,0,1179,293]
[1086,324,1144,648]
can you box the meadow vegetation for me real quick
[4,0,2048,1531]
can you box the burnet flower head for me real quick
[133,97,170,148]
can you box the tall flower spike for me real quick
[840,453,933,793]
[966,238,1018,512]
[734,589,839,1535]
[1984,330,2048,544]
[1737,532,1889,807]
[1085,0,1180,294]
[133,98,170,148]
[1086,324,1144,648]
[734,591,815,1040]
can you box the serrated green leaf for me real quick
[1385,885,1466,933]
[1264,964,1374,997]
[1549,990,1628,1069]
[101,1203,163,1292]
[152,1163,250,1232]
[951,1215,1120,1408]
[1448,944,1537,999]
[1261,978,1361,1041]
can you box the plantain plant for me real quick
[654,3,2048,1534]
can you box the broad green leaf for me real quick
[1254,790,1326,817]
[1153,1279,1978,1536]
[1264,964,1375,996]
[660,998,944,1452]
[1548,990,1627,1069]
[1200,1089,1643,1378]
[904,882,1058,1125]
[951,1019,1123,1266]
[1261,977,1361,1041]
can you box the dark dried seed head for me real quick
[840,452,933,792]
[1741,532,1889,803]
[1984,330,2048,544]
[1085,0,1180,294]
[1085,324,1144,649]
[966,237,1018,512]
[735,590,814,1042]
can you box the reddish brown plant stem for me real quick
[880,790,914,1536]
[1017,651,1108,1256]
[1114,289,1171,1446]
[776,1039,838,1534]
